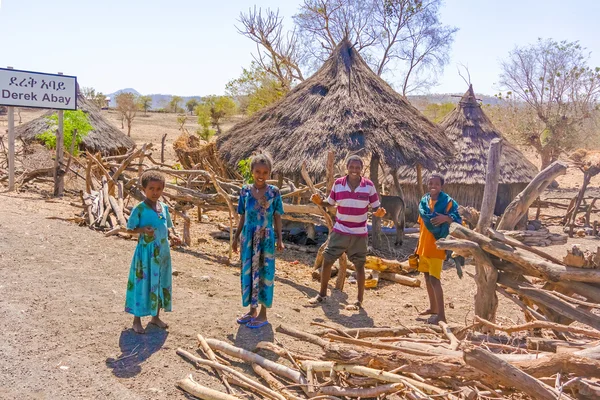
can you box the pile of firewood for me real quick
[175,319,600,400]
[501,228,568,247]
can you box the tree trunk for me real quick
[539,146,555,170]
[497,161,568,230]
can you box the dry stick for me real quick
[473,316,600,339]
[323,333,456,357]
[463,347,569,400]
[495,285,548,322]
[204,338,308,389]
[300,361,459,400]
[324,325,440,338]
[80,191,94,226]
[439,321,460,351]
[486,228,565,266]
[86,153,117,190]
[310,322,354,339]
[497,161,568,230]
[274,338,305,373]
[318,383,404,398]
[252,364,305,400]
[255,341,318,362]
[207,169,238,261]
[276,324,329,348]
[160,133,167,164]
[585,197,598,226]
[197,334,234,395]
[177,375,239,400]
[537,288,600,308]
[176,348,286,400]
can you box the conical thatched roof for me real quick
[16,94,135,155]
[217,39,452,176]
[397,85,538,184]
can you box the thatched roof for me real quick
[397,85,538,185]
[216,39,452,176]
[16,94,135,155]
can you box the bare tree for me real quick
[499,39,600,168]
[237,7,305,90]
[116,93,138,137]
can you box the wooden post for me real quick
[160,133,167,164]
[476,138,502,233]
[497,161,568,230]
[568,171,591,237]
[53,72,65,197]
[416,163,424,196]
[370,153,382,249]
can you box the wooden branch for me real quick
[498,273,600,331]
[323,333,452,357]
[276,325,329,348]
[439,321,460,351]
[476,138,502,233]
[85,158,94,193]
[487,228,565,265]
[108,195,127,227]
[450,223,600,284]
[474,315,600,339]
[463,347,567,400]
[197,334,234,394]
[379,272,421,287]
[318,383,403,398]
[327,326,439,339]
[254,341,317,361]
[497,161,568,230]
[301,361,459,399]
[176,348,286,400]
[252,364,305,400]
[177,375,238,400]
[204,338,307,387]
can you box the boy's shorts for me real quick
[323,231,367,267]
[418,256,443,280]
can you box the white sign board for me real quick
[0,68,77,110]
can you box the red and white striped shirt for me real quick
[327,176,380,236]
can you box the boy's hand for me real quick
[276,239,284,251]
[142,226,154,235]
[373,207,386,218]
[310,194,323,205]
[232,237,239,253]
[431,215,453,226]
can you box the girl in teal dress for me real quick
[233,153,284,328]
[125,171,181,334]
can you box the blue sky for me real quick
[1,0,598,96]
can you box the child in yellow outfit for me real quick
[416,173,461,323]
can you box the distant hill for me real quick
[105,89,202,110]
[105,88,500,111]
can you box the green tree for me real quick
[139,95,153,115]
[37,110,93,155]
[200,95,238,133]
[186,99,199,114]
[226,62,287,115]
[499,39,600,168]
[116,92,138,136]
[195,104,215,141]
[82,87,107,109]
[169,95,184,113]
[423,102,455,123]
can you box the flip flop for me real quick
[305,294,327,307]
[236,314,254,324]
[246,320,269,329]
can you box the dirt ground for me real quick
[1,108,600,399]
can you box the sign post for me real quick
[0,67,77,194]
[7,66,15,191]
[54,72,65,196]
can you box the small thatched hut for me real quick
[394,85,539,221]
[16,94,135,155]
[216,39,452,181]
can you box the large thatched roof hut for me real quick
[16,94,135,155]
[394,85,538,221]
[217,39,452,180]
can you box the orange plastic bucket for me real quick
[408,254,419,270]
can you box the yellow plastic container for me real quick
[408,254,419,270]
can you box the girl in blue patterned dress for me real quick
[125,171,181,334]
[233,153,284,328]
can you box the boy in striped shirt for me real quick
[308,155,386,310]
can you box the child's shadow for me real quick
[105,326,169,378]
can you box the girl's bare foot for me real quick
[132,318,145,334]
[149,316,168,329]
[419,309,437,316]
